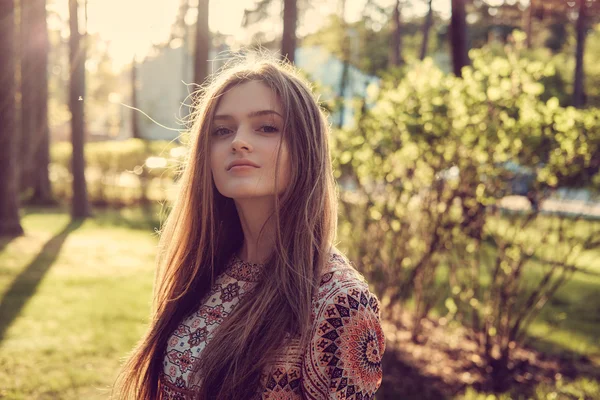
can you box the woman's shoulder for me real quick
[302,248,385,398]
[313,248,380,316]
[319,248,370,290]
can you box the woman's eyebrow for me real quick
[213,110,283,121]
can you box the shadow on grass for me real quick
[522,328,600,375]
[526,334,600,374]
[0,219,83,343]
[20,205,68,217]
[380,312,600,400]
[480,335,600,399]
[0,237,17,254]
[22,204,163,232]
[87,205,163,232]
[98,209,162,231]
[378,347,450,400]
[426,239,600,358]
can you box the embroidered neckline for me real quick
[225,254,265,282]
[224,252,343,283]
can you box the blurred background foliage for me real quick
[1,0,600,399]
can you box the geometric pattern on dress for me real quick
[166,348,196,374]
[195,304,226,325]
[317,289,383,398]
[260,365,303,399]
[160,254,261,398]
[159,251,385,400]
[259,336,304,399]
[220,282,240,303]
[160,378,197,400]
[300,254,385,400]
[226,255,264,282]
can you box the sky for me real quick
[50,0,457,70]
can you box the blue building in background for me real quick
[130,44,379,141]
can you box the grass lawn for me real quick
[485,213,600,364]
[0,207,159,399]
[427,238,600,364]
[0,206,598,399]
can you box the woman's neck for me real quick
[234,197,277,264]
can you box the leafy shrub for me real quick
[50,139,182,206]
[334,36,600,386]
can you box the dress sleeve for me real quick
[301,281,385,399]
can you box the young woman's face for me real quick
[210,80,291,200]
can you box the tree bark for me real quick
[20,0,35,193]
[450,0,470,78]
[28,0,53,204]
[338,0,349,128]
[573,0,587,108]
[420,0,434,60]
[131,58,141,139]
[194,0,210,85]
[281,0,297,62]
[31,123,53,204]
[0,0,24,237]
[390,0,403,66]
[524,0,534,49]
[69,0,90,218]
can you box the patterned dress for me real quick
[159,252,385,400]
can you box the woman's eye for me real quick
[213,127,232,136]
[259,125,279,133]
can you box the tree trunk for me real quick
[281,0,297,62]
[69,0,90,218]
[420,0,434,60]
[0,0,24,237]
[338,0,349,128]
[573,0,587,108]
[31,124,53,204]
[390,0,403,66]
[524,0,534,49]
[28,0,53,204]
[131,58,141,139]
[19,0,52,198]
[20,0,35,193]
[450,0,469,78]
[194,0,210,85]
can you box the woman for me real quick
[113,55,385,399]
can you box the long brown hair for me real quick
[112,54,338,399]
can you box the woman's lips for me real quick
[229,165,258,171]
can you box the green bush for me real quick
[50,139,183,206]
[334,35,600,386]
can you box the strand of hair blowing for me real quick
[111,59,337,400]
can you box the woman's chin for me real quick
[221,189,273,200]
[216,182,286,200]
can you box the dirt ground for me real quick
[376,310,600,399]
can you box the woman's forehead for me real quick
[215,80,283,117]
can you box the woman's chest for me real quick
[161,273,258,392]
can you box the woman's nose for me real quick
[231,127,253,153]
